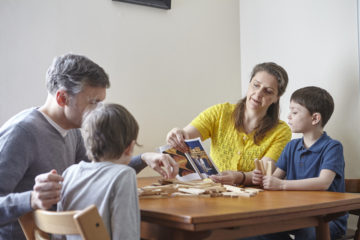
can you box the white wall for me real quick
[240,0,359,176]
[240,0,360,229]
[0,0,241,176]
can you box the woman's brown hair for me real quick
[232,62,288,144]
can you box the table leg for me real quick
[316,217,330,240]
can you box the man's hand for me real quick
[209,171,243,185]
[141,152,179,179]
[31,169,64,210]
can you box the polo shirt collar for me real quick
[296,132,329,153]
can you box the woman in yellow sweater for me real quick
[166,62,291,185]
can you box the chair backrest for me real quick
[18,205,111,240]
[345,179,360,193]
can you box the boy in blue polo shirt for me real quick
[251,86,346,240]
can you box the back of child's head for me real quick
[290,86,334,127]
[82,103,139,162]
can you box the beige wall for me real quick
[1,0,358,187]
[0,0,241,176]
[240,0,360,228]
[240,0,359,177]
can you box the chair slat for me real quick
[18,205,110,240]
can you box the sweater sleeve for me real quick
[0,125,33,225]
[128,155,147,174]
[190,103,223,140]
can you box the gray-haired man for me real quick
[0,53,178,239]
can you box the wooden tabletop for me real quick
[138,177,360,239]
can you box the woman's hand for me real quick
[166,125,202,153]
[166,128,190,152]
[210,171,243,185]
[252,169,263,186]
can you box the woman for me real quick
[166,62,291,185]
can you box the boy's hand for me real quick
[31,169,64,210]
[252,169,263,186]
[262,176,284,190]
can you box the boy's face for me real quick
[287,101,313,133]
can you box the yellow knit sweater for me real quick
[191,103,291,172]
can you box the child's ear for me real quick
[123,140,136,156]
[55,90,69,107]
[312,112,321,126]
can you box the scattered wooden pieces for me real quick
[138,178,264,199]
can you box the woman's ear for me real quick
[124,140,136,156]
[55,90,68,107]
[312,112,322,126]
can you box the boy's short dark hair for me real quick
[290,86,334,127]
[82,103,139,162]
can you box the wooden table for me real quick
[138,177,360,240]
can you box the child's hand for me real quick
[262,176,284,190]
[252,169,263,186]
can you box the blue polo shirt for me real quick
[277,132,346,235]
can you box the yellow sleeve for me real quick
[190,104,225,140]
[264,121,292,162]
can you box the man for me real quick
[0,53,178,239]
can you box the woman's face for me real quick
[246,71,279,113]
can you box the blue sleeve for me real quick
[320,141,344,179]
[128,155,147,174]
[0,125,33,225]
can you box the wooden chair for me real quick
[338,179,360,240]
[18,204,111,240]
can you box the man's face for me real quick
[64,85,106,129]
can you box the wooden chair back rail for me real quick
[34,210,79,234]
[337,179,360,240]
[345,179,360,193]
[18,205,111,240]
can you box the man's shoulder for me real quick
[1,108,44,131]
[0,108,45,137]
